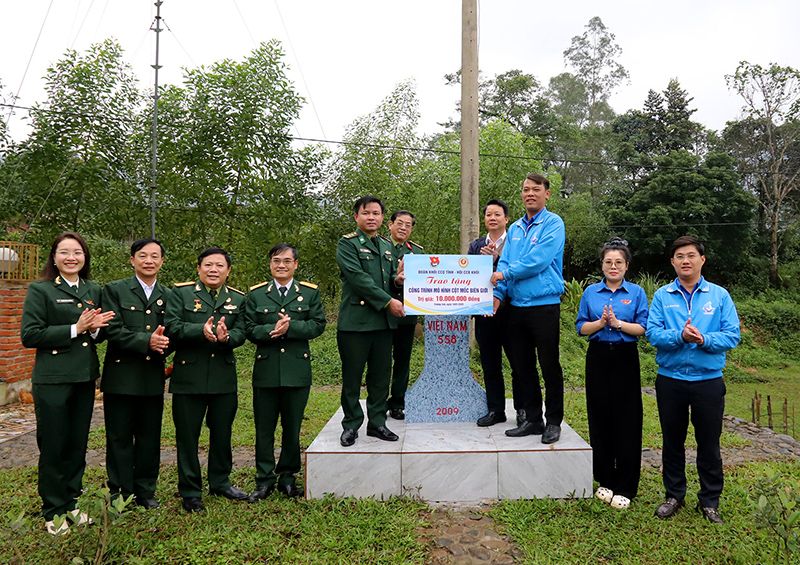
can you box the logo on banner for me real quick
[430,256,440,267]
[458,257,469,268]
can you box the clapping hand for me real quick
[270,313,291,338]
[682,318,704,345]
[149,325,169,354]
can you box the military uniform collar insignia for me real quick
[55,276,62,284]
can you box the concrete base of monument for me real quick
[305,399,593,502]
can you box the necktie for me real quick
[279,287,287,297]
[209,289,217,301]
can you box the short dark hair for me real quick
[483,199,509,217]
[390,210,415,225]
[353,196,385,215]
[130,237,165,257]
[670,235,705,257]
[269,243,298,261]
[198,247,231,267]
[600,237,632,263]
[39,232,91,281]
[523,173,550,191]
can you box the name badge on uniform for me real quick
[359,248,371,253]
[56,298,75,303]
[223,304,238,311]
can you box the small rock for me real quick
[436,538,454,548]
[468,546,492,560]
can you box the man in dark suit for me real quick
[245,243,326,500]
[384,210,423,420]
[165,247,248,513]
[101,238,170,509]
[468,199,523,427]
[337,196,406,447]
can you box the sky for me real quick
[2,0,799,145]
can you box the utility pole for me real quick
[149,1,163,239]
[460,0,479,253]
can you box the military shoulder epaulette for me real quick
[378,234,392,242]
[343,232,358,239]
[173,281,194,287]
[227,286,246,296]
[408,240,424,251]
[299,281,318,290]
[249,281,269,291]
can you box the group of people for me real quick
[20,171,741,535]
[466,173,740,524]
[21,235,326,534]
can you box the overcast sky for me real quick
[2,0,799,144]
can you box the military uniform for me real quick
[245,279,326,490]
[164,281,246,498]
[386,239,423,412]
[20,277,103,521]
[101,277,171,502]
[336,228,400,431]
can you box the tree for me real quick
[725,61,800,286]
[607,150,755,282]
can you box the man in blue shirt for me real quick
[646,236,740,524]
[491,173,565,444]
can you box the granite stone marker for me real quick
[404,314,487,423]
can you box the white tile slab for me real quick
[498,450,593,499]
[305,452,401,499]
[402,452,498,501]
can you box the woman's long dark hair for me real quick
[38,232,92,281]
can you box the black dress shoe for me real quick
[135,497,160,509]
[516,409,526,426]
[476,411,507,427]
[340,428,358,447]
[541,424,561,444]
[182,497,204,513]
[279,484,304,498]
[389,408,405,420]
[696,502,724,524]
[655,497,684,519]
[248,485,275,502]
[505,420,545,437]
[366,426,399,441]
[210,486,249,501]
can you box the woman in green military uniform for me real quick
[20,232,115,535]
[245,243,326,500]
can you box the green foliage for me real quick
[736,298,800,359]
[750,467,800,564]
[633,272,667,303]
[561,278,587,313]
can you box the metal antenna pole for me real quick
[149,1,163,239]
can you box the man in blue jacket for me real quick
[490,173,565,444]
[646,236,740,524]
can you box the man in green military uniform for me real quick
[245,243,326,500]
[384,210,423,420]
[165,247,248,512]
[101,238,171,509]
[337,196,406,447]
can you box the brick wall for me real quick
[0,280,34,405]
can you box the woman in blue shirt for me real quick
[576,237,648,510]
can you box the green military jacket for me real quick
[164,280,246,395]
[390,239,424,326]
[245,279,326,388]
[101,276,171,396]
[336,228,400,332]
[20,277,103,384]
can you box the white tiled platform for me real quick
[305,400,593,501]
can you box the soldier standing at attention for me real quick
[337,196,406,447]
[101,238,170,509]
[385,210,423,420]
[165,247,248,512]
[245,243,326,500]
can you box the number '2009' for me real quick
[435,407,459,416]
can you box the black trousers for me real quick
[585,341,642,499]
[104,392,164,500]
[475,309,520,413]
[656,374,726,508]
[32,380,95,520]
[506,304,563,426]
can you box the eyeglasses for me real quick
[674,253,700,261]
[271,258,296,265]
[392,220,413,229]
[602,260,626,268]
[56,250,84,258]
